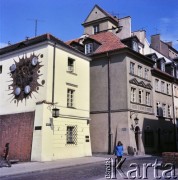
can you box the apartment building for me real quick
[0,34,92,161]
[67,4,177,154]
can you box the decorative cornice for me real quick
[129,78,152,89]
[36,100,57,105]
[66,83,78,88]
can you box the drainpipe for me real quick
[52,43,56,104]
[107,52,112,154]
[171,80,177,152]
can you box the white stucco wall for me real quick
[0,40,92,161]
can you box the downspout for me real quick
[52,43,56,104]
[107,52,112,154]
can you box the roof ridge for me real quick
[83,4,118,24]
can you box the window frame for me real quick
[85,43,93,54]
[138,65,142,77]
[176,69,178,79]
[144,130,154,147]
[138,89,143,104]
[161,61,165,72]
[131,87,136,102]
[144,68,149,80]
[130,62,135,75]
[162,104,166,117]
[67,89,75,108]
[167,84,170,95]
[168,105,171,117]
[66,126,77,145]
[155,79,159,91]
[161,81,165,93]
[156,102,160,116]
[93,24,99,34]
[68,58,75,73]
[146,92,151,106]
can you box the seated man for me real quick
[1,143,11,167]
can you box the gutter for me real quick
[52,43,56,104]
[107,52,112,154]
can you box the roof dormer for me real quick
[121,36,143,53]
[83,37,101,55]
[145,53,158,68]
[157,57,166,72]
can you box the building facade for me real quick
[0,34,92,161]
[67,4,177,155]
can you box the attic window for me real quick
[85,43,93,54]
[93,25,99,34]
[171,67,174,76]
[161,61,165,72]
[132,41,139,52]
[176,69,178,79]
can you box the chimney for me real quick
[151,34,161,51]
[165,41,172,47]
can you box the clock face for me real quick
[9,53,44,105]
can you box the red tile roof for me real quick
[66,31,126,55]
[89,31,126,54]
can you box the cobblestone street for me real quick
[1,155,178,180]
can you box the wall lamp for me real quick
[130,112,139,130]
[52,107,60,118]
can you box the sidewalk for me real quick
[0,154,159,178]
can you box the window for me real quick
[85,43,93,54]
[131,87,136,102]
[176,70,178,79]
[0,65,2,74]
[164,130,173,144]
[130,62,135,74]
[162,104,166,117]
[132,41,139,52]
[67,89,75,108]
[144,130,154,147]
[93,24,99,34]
[161,61,165,72]
[174,86,177,96]
[155,79,159,91]
[168,105,171,117]
[144,68,149,79]
[176,108,178,118]
[146,92,150,106]
[161,81,165,93]
[156,102,160,116]
[138,65,142,77]
[66,126,77,145]
[68,58,75,72]
[138,89,143,104]
[167,84,170,95]
[171,67,174,76]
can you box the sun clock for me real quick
[9,53,44,105]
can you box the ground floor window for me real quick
[66,126,77,145]
[144,130,154,147]
[163,130,173,144]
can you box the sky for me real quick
[1,0,178,49]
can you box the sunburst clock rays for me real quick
[8,53,44,105]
